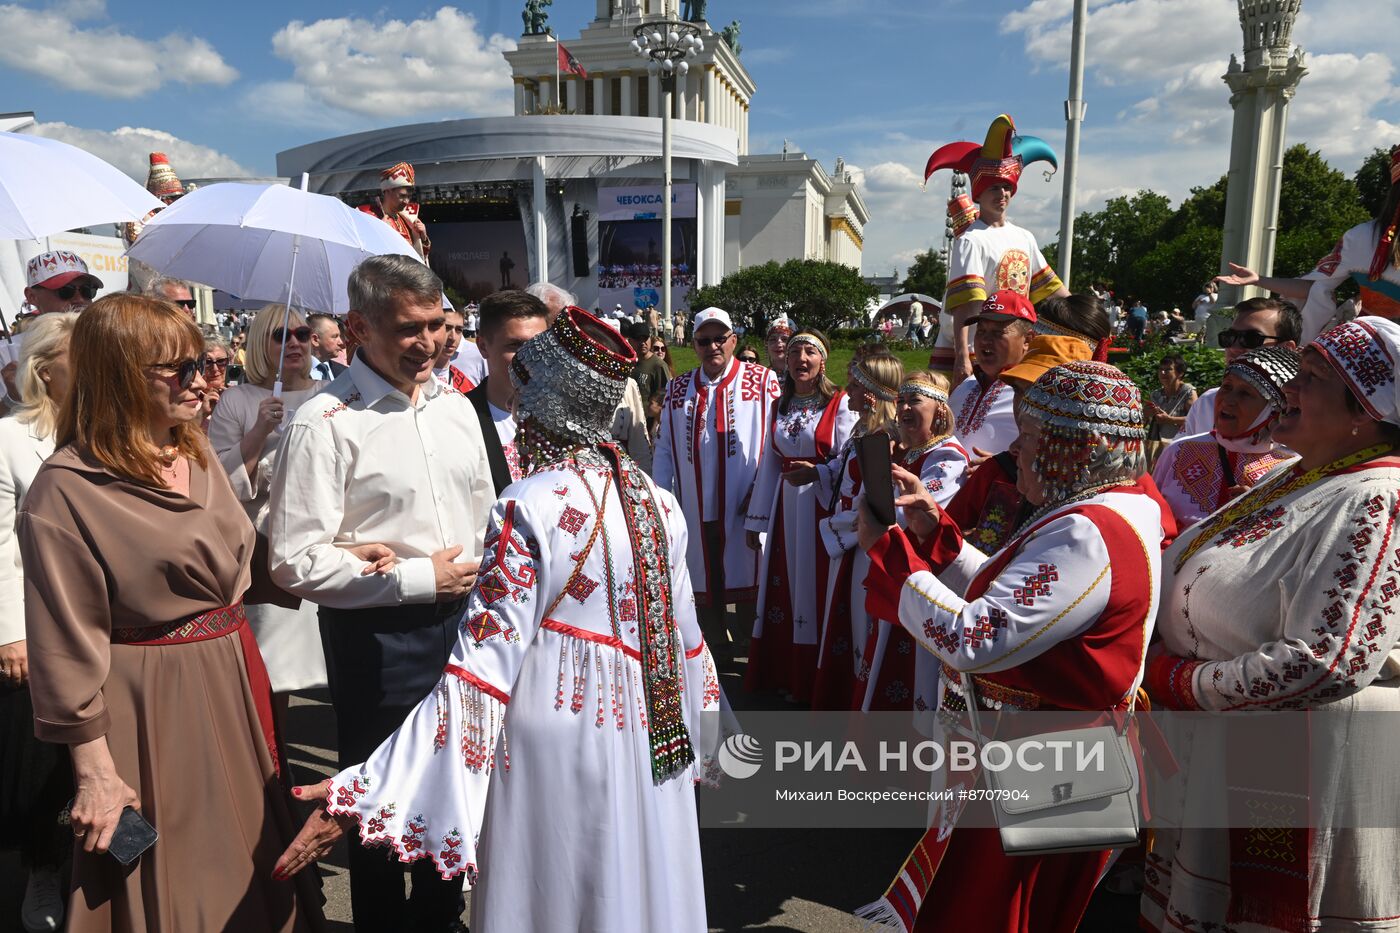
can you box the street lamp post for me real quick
[632,20,703,337]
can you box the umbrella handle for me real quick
[272,173,312,392]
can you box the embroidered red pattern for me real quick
[558,505,588,536]
[955,380,1005,436]
[1013,564,1059,606]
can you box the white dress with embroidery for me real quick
[948,375,1017,457]
[325,455,720,933]
[1144,461,1400,932]
[743,393,857,695]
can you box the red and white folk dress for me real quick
[743,392,856,699]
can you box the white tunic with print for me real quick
[948,375,1017,457]
[325,456,719,933]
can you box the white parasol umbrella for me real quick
[0,131,164,240]
[127,177,422,393]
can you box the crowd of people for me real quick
[0,132,1398,933]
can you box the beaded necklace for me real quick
[1015,480,1126,537]
[901,433,953,465]
[1173,442,1393,571]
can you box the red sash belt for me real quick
[111,601,285,777]
[542,618,706,661]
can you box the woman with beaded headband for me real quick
[853,360,1166,933]
[855,370,970,713]
[275,308,720,933]
[808,353,905,710]
[1141,318,1400,933]
[1151,346,1299,530]
[744,329,856,701]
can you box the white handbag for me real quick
[961,674,1140,856]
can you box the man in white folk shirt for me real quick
[947,290,1036,458]
[654,306,780,665]
[267,254,493,933]
[465,290,549,494]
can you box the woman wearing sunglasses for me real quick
[17,294,323,931]
[208,305,330,704]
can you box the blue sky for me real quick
[8,0,1400,276]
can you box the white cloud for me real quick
[0,0,236,97]
[271,7,517,119]
[29,122,253,181]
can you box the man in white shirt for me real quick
[947,290,1035,457]
[654,306,780,663]
[1180,297,1302,437]
[1191,282,1218,322]
[465,290,550,494]
[267,254,494,932]
[432,306,472,392]
[306,312,347,380]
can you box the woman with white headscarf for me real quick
[1151,346,1299,530]
[1142,318,1400,933]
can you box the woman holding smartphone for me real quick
[18,296,323,932]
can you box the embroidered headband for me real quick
[1225,345,1301,414]
[899,381,949,404]
[1020,360,1146,440]
[511,306,637,444]
[787,332,828,360]
[1311,317,1400,425]
[850,362,898,402]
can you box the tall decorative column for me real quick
[620,70,635,116]
[1218,0,1307,303]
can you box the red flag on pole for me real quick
[558,42,588,80]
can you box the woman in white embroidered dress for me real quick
[809,353,903,709]
[1151,346,1299,530]
[853,361,1164,933]
[274,308,719,933]
[1142,318,1400,933]
[745,329,856,700]
[208,304,328,698]
[856,370,967,712]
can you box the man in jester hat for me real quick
[924,114,1069,382]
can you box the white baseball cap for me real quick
[693,306,733,333]
[26,250,102,290]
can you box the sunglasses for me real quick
[47,282,98,301]
[272,326,314,344]
[172,298,197,310]
[205,356,230,370]
[149,354,209,389]
[1217,328,1278,350]
[694,333,732,349]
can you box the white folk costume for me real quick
[857,361,1162,933]
[948,373,1016,455]
[1143,319,1400,933]
[653,356,780,607]
[1151,347,1300,530]
[744,372,857,700]
[358,161,431,259]
[1300,148,1400,340]
[321,308,718,933]
[922,115,1064,373]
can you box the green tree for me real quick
[1354,147,1394,217]
[900,248,947,298]
[687,259,877,334]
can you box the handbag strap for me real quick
[958,671,1136,743]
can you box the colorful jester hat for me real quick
[923,114,1059,204]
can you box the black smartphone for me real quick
[107,806,158,866]
[856,433,897,527]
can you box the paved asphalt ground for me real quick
[2,616,1140,931]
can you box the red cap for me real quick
[970,290,1037,324]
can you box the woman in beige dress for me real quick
[18,295,323,933]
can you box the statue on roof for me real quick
[720,20,741,55]
[523,0,552,36]
[682,0,708,22]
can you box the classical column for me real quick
[702,65,715,124]
[538,75,555,110]
[740,100,748,155]
[532,157,550,284]
[593,75,608,115]
[620,70,635,116]
[648,72,662,118]
[1218,0,1306,303]
[565,78,580,112]
[514,79,528,115]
